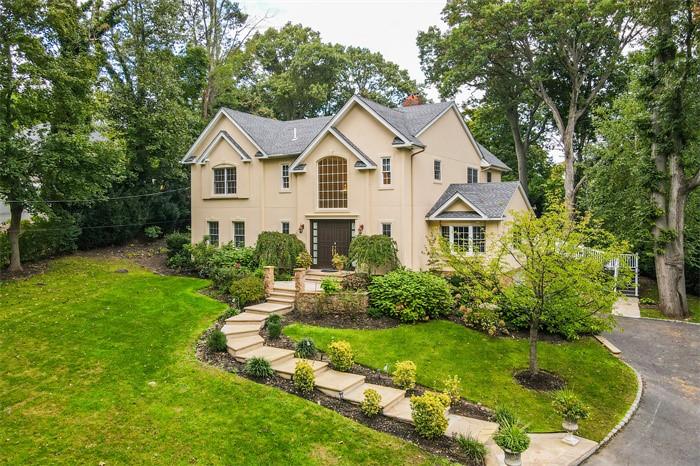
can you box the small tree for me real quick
[348,234,399,275]
[436,206,629,375]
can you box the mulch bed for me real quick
[289,311,399,329]
[514,369,566,391]
[197,317,486,465]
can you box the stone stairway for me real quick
[222,286,499,452]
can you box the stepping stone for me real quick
[383,397,413,424]
[244,302,292,316]
[342,383,406,410]
[446,414,499,442]
[314,370,365,398]
[221,323,262,337]
[235,345,295,364]
[271,358,329,379]
[272,287,296,296]
[267,295,295,304]
[226,335,264,356]
[225,312,268,324]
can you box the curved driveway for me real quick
[586,317,700,466]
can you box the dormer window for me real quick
[467,167,479,184]
[214,167,236,194]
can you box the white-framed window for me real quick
[467,167,479,184]
[381,157,392,185]
[233,221,245,247]
[318,156,348,209]
[281,164,290,190]
[434,160,442,181]
[486,171,492,183]
[441,225,486,254]
[381,223,392,237]
[213,167,236,194]
[281,221,290,234]
[207,221,219,246]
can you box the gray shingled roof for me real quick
[478,143,510,170]
[432,211,483,219]
[426,181,521,219]
[223,108,331,156]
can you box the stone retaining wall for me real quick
[295,291,368,316]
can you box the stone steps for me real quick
[382,397,413,423]
[314,369,366,398]
[271,287,296,296]
[446,414,499,443]
[221,323,263,338]
[267,295,295,305]
[235,345,295,364]
[226,335,264,356]
[244,302,292,316]
[271,358,329,380]
[342,382,406,411]
[225,312,268,325]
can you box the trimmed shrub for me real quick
[267,314,282,339]
[255,231,305,272]
[144,225,162,239]
[207,329,227,352]
[296,251,312,269]
[320,277,341,294]
[327,340,354,371]
[442,374,462,405]
[348,234,400,274]
[461,304,509,336]
[293,360,315,394]
[165,231,190,257]
[369,269,453,323]
[295,338,317,359]
[361,389,382,417]
[552,390,590,422]
[230,276,265,307]
[455,434,487,465]
[410,392,450,439]
[392,360,417,390]
[244,357,275,379]
[341,273,371,291]
[493,421,530,454]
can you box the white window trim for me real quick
[379,156,393,188]
[442,225,486,255]
[380,221,392,237]
[232,220,245,247]
[316,156,350,211]
[280,163,291,192]
[433,159,443,183]
[467,166,480,184]
[207,220,220,246]
[211,164,237,197]
[281,220,290,234]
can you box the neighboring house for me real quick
[182,94,531,269]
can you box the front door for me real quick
[311,219,353,269]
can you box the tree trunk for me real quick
[505,107,529,197]
[528,318,539,374]
[562,125,576,216]
[7,202,23,273]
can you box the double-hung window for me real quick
[486,172,492,183]
[381,223,392,237]
[467,167,479,184]
[441,225,486,254]
[207,221,219,246]
[213,167,236,194]
[434,160,442,181]
[381,157,391,185]
[281,164,290,190]
[281,221,290,234]
[233,221,245,247]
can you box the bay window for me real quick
[441,225,486,254]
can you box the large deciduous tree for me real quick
[419,0,639,214]
[0,0,124,272]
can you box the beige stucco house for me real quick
[182,94,531,269]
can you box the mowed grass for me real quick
[284,320,638,441]
[638,283,700,322]
[0,257,444,465]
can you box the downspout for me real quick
[409,146,426,269]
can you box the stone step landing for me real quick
[225,312,268,325]
[244,302,292,316]
[234,345,295,365]
[314,369,365,397]
[226,335,264,356]
[446,413,499,443]
[267,295,295,305]
[342,382,406,411]
[271,287,296,296]
[271,358,329,380]
[383,397,413,423]
[221,323,263,338]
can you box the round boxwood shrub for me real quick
[293,360,315,394]
[207,329,227,352]
[392,360,417,390]
[410,391,451,439]
[361,388,382,417]
[327,340,354,371]
[369,269,453,322]
[230,276,265,307]
[267,314,282,339]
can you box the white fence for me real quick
[576,246,639,297]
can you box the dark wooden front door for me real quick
[311,219,353,269]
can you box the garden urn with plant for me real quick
[493,421,530,466]
[552,390,590,446]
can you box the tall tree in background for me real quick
[0,0,125,272]
[420,0,639,214]
[183,0,264,119]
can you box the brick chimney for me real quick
[402,93,422,107]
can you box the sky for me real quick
[240,0,448,101]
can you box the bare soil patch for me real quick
[514,369,566,392]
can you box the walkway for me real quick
[223,280,598,466]
[585,317,700,466]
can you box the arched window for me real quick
[318,156,347,208]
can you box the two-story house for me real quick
[182,94,531,269]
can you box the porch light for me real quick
[298,224,305,234]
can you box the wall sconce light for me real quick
[358,224,364,234]
[298,224,305,234]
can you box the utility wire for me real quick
[8,218,190,233]
[4,187,190,204]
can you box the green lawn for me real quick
[284,321,638,442]
[0,257,444,465]
[639,284,700,322]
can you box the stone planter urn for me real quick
[502,448,522,466]
[561,418,580,446]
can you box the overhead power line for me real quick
[4,187,191,204]
[10,218,191,233]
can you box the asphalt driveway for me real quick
[585,317,700,466]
